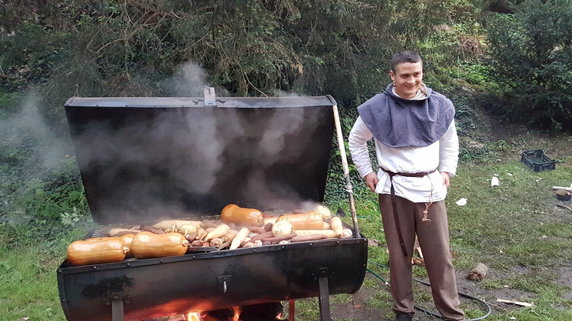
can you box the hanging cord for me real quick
[422,175,435,222]
[366,260,492,321]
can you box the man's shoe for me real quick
[394,312,414,321]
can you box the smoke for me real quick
[62,61,333,221]
[256,109,304,157]
[0,92,69,172]
[242,108,316,210]
[164,107,226,195]
[0,92,73,225]
[162,61,208,96]
[0,61,334,227]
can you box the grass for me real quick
[1,134,571,320]
[0,246,64,320]
[0,223,90,321]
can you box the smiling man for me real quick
[348,50,464,321]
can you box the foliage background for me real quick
[0,0,484,110]
[2,0,571,259]
[0,0,490,231]
[1,1,571,320]
[485,0,572,131]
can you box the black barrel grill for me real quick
[58,95,368,321]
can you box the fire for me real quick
[186,312,202,321]
[189,305,243,321]
[231,306,242,321]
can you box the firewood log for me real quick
[467,263,488,281]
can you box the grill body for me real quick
[59,96,368,320]
[58,237,367,321]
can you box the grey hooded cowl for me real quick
[357,84,455,148]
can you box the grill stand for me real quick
[317,268,332,321]
[103,270,334,321]
[288,300,295,321]
[111,295,124,321]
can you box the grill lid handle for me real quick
[204,86,217,106]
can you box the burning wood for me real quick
[231,306,241,321]
[200,303,284,321]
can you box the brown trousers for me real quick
[379,194,464,321]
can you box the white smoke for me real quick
[164,61,208,96]
[0,92,68,171]
[63,61,330,218]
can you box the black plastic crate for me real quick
[521,149,556,172]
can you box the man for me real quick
[348,50,464,321]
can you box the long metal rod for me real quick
[332,104,360,237]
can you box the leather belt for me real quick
[380,167,435,257]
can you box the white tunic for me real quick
[348,97,459,203]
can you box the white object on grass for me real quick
[455,198,467,206]
[497,299,534,307]
[491,176,500,187]
[552,184,572,192]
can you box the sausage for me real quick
[259,232,297,244]
[290,234,328,242]
[221,204,264,226]
[276,211,325,230]
[66,237,128,266]
[249,231,274,241]
[141,225,166,234]
[130,232,189,259]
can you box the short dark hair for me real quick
[391,50,422,72]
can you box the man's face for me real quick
[389,62,423,99]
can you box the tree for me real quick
[486,0,572,132]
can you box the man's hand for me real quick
[441,172,451,187]
[364,172,379,192]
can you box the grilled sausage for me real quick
[67,237,128,266]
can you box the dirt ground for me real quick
[329,269,556,321]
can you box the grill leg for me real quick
[288,300,296,321]
[318,268,331,321]
[111,296,124,321]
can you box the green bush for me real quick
[486,0,572,132]
[0,156,89,245]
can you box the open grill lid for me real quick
[64,96,336,225]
